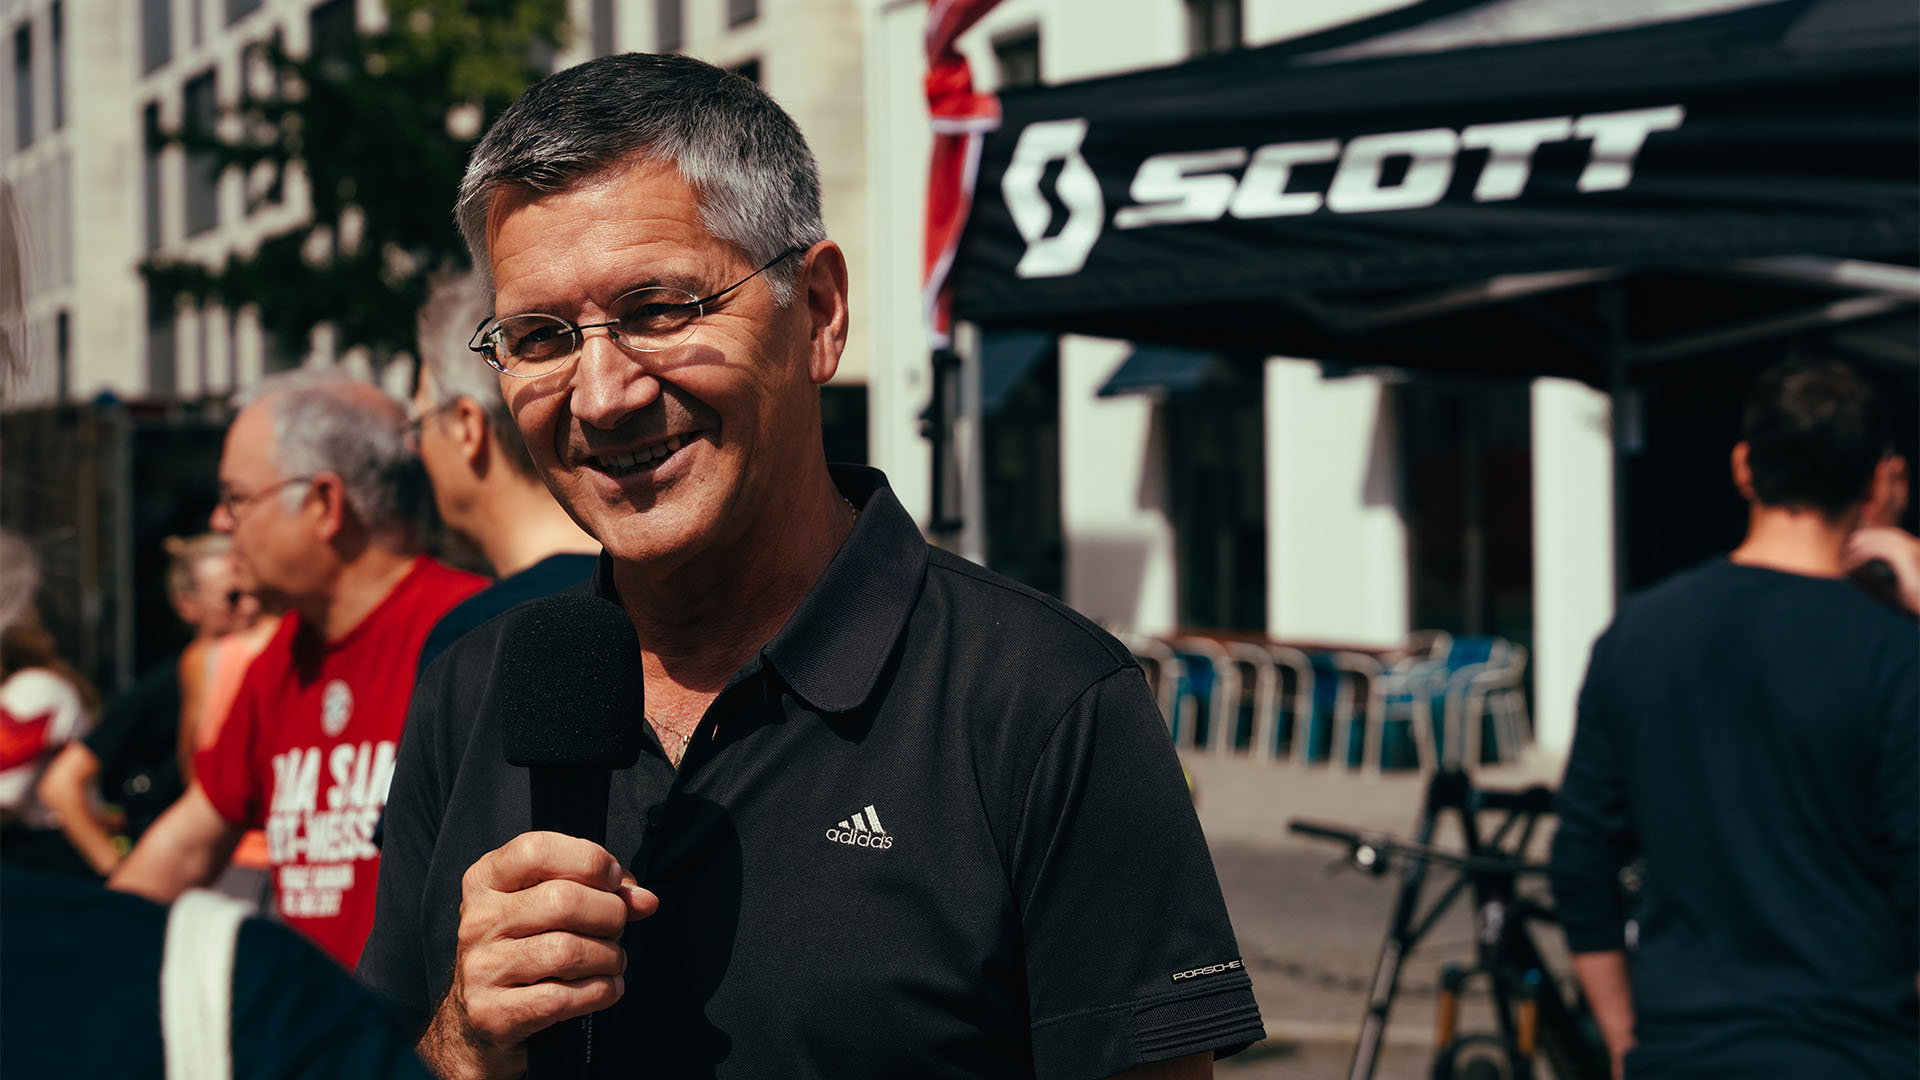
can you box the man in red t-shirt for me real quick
[112,371,484,967]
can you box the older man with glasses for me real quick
[360,54,1263,1080]
[111,370,485,969]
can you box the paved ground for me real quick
[1187,753,1571,1079]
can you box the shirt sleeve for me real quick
[193,656,264,829]
[1548,629,1638,954]
[355,662,448,1035]
[1012,666,1265,1080]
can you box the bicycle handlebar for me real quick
[1288,818,1554,877]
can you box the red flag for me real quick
[924,0,1006,347]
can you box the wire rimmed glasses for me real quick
[217,476,315,520]
[469,246,807,378]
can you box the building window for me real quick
[9,22,30,150]
[308,0,355,62]
[142,0,172,75]
[13,23,32,150]
[147,281,178,397]
[983,343,1063,599]
[225,0,262,26]
[655,0,682,52]
[50,2,64,132]
[1186,0,1241,57]
[727,57,760,85]
[727,0,757,29]
[143,103,164,251]
[991,31,1040,91]
[54,310,70,400]
[182,70,219,236]
[592,0,616,57]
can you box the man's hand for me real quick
[419,832,658,1080]
[1846,526,1920,614]
[1570,951,1635,1080]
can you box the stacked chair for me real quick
[1122,629,1531,774]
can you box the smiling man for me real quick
[359,54,1263,1080]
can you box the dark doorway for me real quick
[1166,374,1266,632]
[1401,379,1534,651]
[984,350,1064,598]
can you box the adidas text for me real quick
[825,804,893,850]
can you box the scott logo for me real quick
[1005,105,1685,279]
[1001,118,1107,279]
[1171,958,1245,983]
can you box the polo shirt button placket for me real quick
[636,803,668,883]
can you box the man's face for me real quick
[210,403,324,608]
[488,160,828,569]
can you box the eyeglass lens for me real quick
[487,288,702,374]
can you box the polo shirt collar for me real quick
[588,465,928,715]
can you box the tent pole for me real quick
[1602,286,1632,601]
[955,320,988,567]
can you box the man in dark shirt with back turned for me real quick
[360,54,1262,1080]
[1550,358,1918,1079]
[405,271,599,675]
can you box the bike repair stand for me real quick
[1346,769,1556,1080]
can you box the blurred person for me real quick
[0,189,431,1080]
[0,529,99,878]
[1550,357,1917,1079]
[362,54,1261,1080]
[37,533,245,876]
[1845,451,1920,614]
[407,270,599,674]
[2,862,434,1079]
[109,370,485,967]
[179,574,282,907]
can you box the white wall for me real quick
[1060,336,1177,634]
[1265,360,1410,648]
[860,0,936,522]
[1529,377,1615,758]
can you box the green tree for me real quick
[143,0,569,372]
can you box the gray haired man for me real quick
[362,54,1262,1080]
[112,370,485,968]
[407,272,600,673]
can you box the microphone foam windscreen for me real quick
[496,593,648,769]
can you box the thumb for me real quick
[617,873,660,921]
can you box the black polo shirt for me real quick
[359,467,1263,1079]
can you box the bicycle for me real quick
[1288,769,1613,1080]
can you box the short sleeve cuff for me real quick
[1561,918,1628,954]
[192,743,254,827]
[1031,974,1265,1080]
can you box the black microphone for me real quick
[496,593,647,1080]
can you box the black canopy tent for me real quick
[948,0,1918,385]
[942,0,1917,592]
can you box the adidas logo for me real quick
[824,804,894,850]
